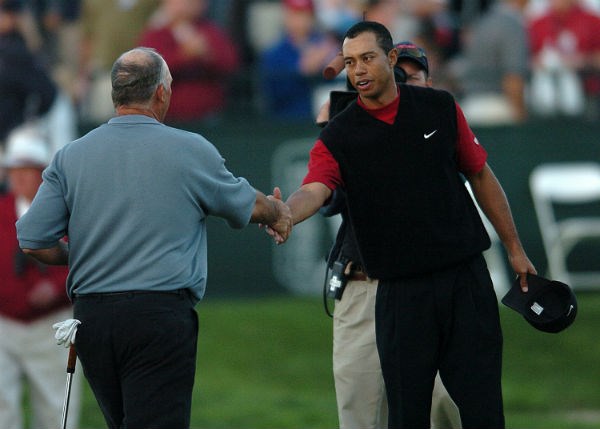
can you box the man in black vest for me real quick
[281,21,536,428]
[317,41,460,429]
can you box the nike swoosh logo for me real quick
[424,130,438,139]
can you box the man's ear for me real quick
[388,47,398,68]
[156,84,166,102]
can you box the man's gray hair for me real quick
[111,47,169,107]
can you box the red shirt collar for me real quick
[356,88,400,125]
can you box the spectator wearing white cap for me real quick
[0,124,81,429]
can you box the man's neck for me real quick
[116,106,161,121]
[359,84,399,110]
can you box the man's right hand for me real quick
[265,187,292,244]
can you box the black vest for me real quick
[321,84,490,279]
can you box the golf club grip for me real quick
[66,344,77,373]
[323,52,344,80]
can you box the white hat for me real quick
[2,124,50,168]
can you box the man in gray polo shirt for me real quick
[16,47,292,429]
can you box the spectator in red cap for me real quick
[259,0,339,120]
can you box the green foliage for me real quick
[79,293,600,428]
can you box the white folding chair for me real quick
[529,162,600,289]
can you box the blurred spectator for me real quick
[313,0,361,39]
[207,0,233,26]
[226,0,256,67]
[77,0,159,124]
[259,0,339,121]
[0,124,81,429]
[317,0,422,45]
[362,0,404,40]
[138,0,239,124]
[22,1,80,159]
[403,0,459,60]
[20,1,81,60]
[447,0,493,32]
[377,0,460,90]
[0,0,56,153]
[29,0,83,100]
[453,0,530,125]
[360,0,450,69]
[528,0,600,117]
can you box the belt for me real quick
[347,265,369,281]
[74,289,190,301]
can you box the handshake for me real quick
[258,186,293,245]
[257,182,329,245]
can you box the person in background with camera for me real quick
[0,124,81,429]
[279,21,536,428]
[16,47,292,429]
[315,40,460,429]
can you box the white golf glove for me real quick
[52,319,81,348]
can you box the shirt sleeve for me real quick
[301,139,343,189]
[190,140,256,229]
[16,156,70,249]
[303,103,484,187]
[455,102,487,175]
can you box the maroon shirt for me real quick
[0,193,70,322]
[138,18,239,122]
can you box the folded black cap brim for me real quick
[501,273,577,333]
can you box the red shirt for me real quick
[0,193,71,322]
[303,90,487,189]
[138,19,239,122]
[529,5,600,56]
[528,5,600,94]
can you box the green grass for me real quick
[78,293,600,429]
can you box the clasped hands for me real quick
[264,187,293,245]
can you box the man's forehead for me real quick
[342,32,379,55]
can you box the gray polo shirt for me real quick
[16,115,256,302]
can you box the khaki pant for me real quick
[0,307,82,429]
[333,279,461,429]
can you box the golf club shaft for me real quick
[61,344,77,429]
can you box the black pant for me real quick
[74,290,198,429]
[375,254,504,429]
